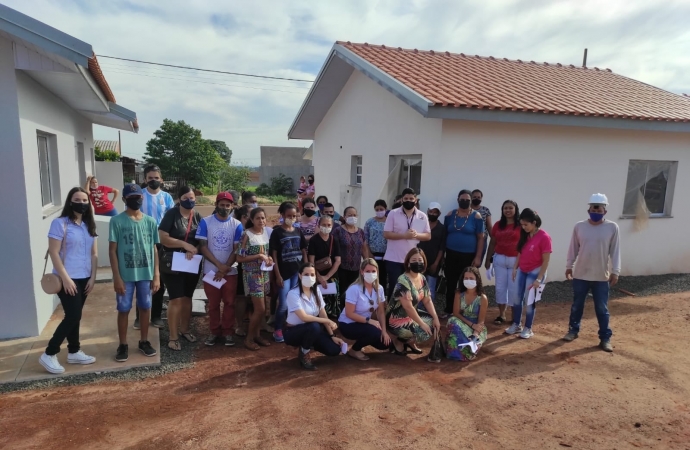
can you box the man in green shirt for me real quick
[109,184,160,362]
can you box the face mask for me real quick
[180,199,195,209]
[318,204,325,211]
[363,272,378,284]
[320,226,332,234]
[301,275,316,287]
[375,210,386,218]
[463,279,477,289]
[472,198,482,206]
[402,201,416,211]
[147,180,161,190]
[458,199,471,209]
[410,262,425,273]
[216,208,231,217]
[428,214,439,223]
[303,209,316,217]
[589,212,605,222]
[346,217,358,225]
[71,202,90,214]
[325,212,334,218]
[308,179,314,185]
[126,197,143,210]
[250,202,258,209]
[284,218,295,226]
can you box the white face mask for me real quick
[363,272,378,284]
[250,202,258,209]
[301,275,316,288]
[284,218,295,226]
[463,279,477,289]
[320,226,332,234]
[375,210,386,218]
[346,217,358,226]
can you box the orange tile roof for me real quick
[338,42,690,122]
[88,54,139,130]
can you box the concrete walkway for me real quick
[0,283,160,384]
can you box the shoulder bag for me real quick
[41,219,68,294]
[159,211,194,275]
[314,236,333,272]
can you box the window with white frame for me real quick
[351,155,362,186]
[622,160,677,217]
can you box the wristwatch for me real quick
[365,317,370,324]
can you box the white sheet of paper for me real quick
[527,284,546,305]
[340,341,348,354]
[318,282,337,295]
[171,252,203,274]
[260,261,273,271]
[458,340,479,354]
[202,271,227,289]
[486,263,494,281]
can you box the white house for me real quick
[288,42,690,281]
[0,5,138,339]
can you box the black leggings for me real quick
[46,278,90,355]
[444,249,476,314]
[284,322,341,355]
[339,321,389,351]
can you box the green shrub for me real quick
[255,183,272,196]
[219,165,251,193]
[95,147,120,162]
[269,173,294,195]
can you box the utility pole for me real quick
[118,130,122,155]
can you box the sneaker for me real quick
[133,318,140,330]
[39,353,65,374]
[115,344,129,362]
[67,350,96,365]
[151,318,165,329]
[139,340,157,357]
[562,332,579,342]
[505,323,523,335]
[599,340,613,352]
[273,329,284,343]
[205,335,220,346]
[519,327,534,339]
[298,348,316,370]
[224,336,236,347]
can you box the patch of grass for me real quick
[196,196,213,205]
[257,195,297,205]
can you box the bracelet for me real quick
[329,334,336,338]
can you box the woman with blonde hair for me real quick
[337,258,391,360]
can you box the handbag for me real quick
[314,236,333,272]
[41,219,68,295]
[159,211,194,275]
[427,330,444,363]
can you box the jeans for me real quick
[46,278,89,355]
[493,254,518,305]
[116,280,153,312]
[137,243,164,321]
[569,279,612,341]
[512,267,546,329]
[426,274,438,301]
[338,321,389,351]
[385,261,405,299]
[283,322,341,355]
[444,249,476,314]
[98,209,118,217]
[275,273,299,332]
[204,274,238,336]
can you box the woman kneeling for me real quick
[446,267,488,361]
[338,258,390,360]
[284,263,345,370]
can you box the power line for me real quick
[97,55,314,83]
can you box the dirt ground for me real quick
[1,292,689,450]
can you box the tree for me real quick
[206,140,232,164]
[144,119,224,187]
[219,165,251,193]
[94,146,120,162]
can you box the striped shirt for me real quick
[141,188,175,225]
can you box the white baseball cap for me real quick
[428,202,442,214]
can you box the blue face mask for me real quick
[180,199,195,209]
[589,212,605,222]
[318,204,325,211]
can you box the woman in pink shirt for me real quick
[505,208,551,339]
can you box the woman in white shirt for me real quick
[337,259,391,360]
[284,263,345,370]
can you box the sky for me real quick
[5,0,690,165]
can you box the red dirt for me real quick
[1,293,689,450]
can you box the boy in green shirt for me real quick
[109,184,160,362]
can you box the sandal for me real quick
[168,339,181,351]
[254,337,271,347]
[179,331,197,343]
[494,316,506,325]
[244,340,260,351]
[347,349,370,361]
[235,328,247,337]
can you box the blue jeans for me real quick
[426,274,438,301]
[99,208,118,217]
[275,273,299,332]
[116,280,152,313]
[569,279,612,341]
[385,261,405,298]
[512,267,545,329]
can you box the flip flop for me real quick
[179,331,197,343]
[347,350,370,361]
[494,316,505,325]
[168,339,181,351]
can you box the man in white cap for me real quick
[418,202,446,307]
[564,193,621,352]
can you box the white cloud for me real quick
[4,0,689,163]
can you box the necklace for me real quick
[453,210,471,231]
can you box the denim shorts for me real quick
[116,280,152,312]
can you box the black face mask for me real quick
[126,197,143,210]
[472,198,482,206]
[303,209,316,217]
[308,179,314,185]
[147,180,161,190]
[216,208,231,217]
[71,202,90,215]
[402,201,416,211]
[410,262,425,273]
[428,214,439,223]
[458,199,471,209]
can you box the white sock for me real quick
[301,347,310,354]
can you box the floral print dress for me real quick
[386,274,434,342]
[446,294,487,361]
[237,228,271,298]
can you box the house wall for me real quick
[258,146,313,193]
[313,70,442,215]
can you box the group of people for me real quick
[38,165,621,374]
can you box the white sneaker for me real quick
[519,327,534,339]
[39,353,65,374]
[67,350,96,365]
[505,323,523,335]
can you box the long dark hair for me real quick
[498,200,520,230]
[246,207,265,230]
[60,187,97,237]
[457,266,484,296]
[517,208,542,253]
[293,262,322,308]
[234,205,251,224]
[278,201,297,215]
